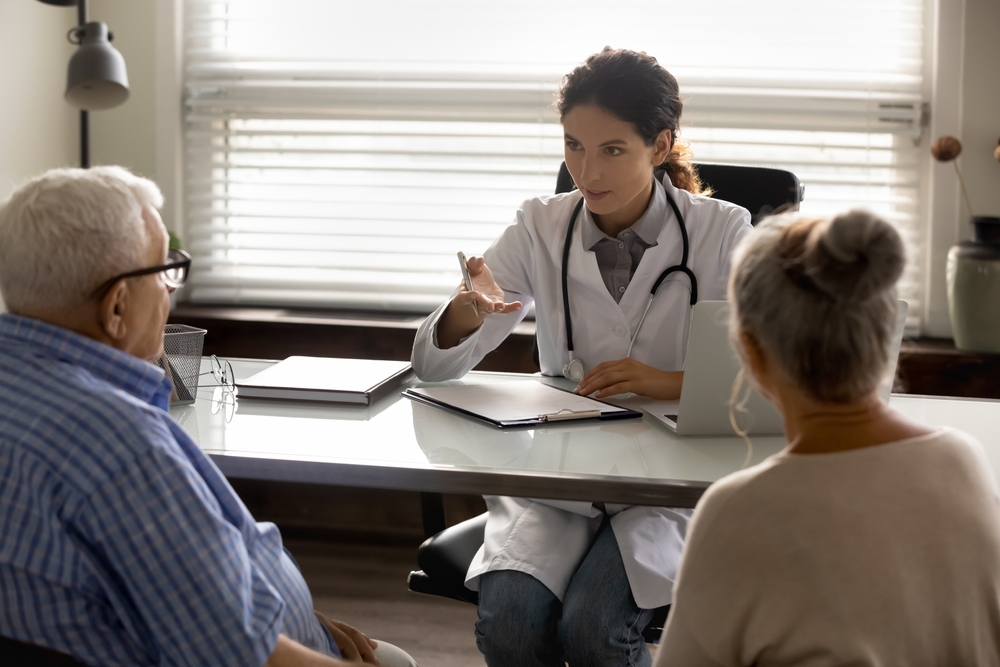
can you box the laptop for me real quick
[637,300,908,436]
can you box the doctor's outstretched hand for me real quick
[577,358,683,400]
[437,255,522,349]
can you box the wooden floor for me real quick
[288,538,485,667]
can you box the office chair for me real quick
[555,160,803,224]
[407,161,804,643]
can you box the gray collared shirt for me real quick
[580,180,667,303]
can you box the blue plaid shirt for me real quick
[0,314,338,666]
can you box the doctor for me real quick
[412,47,752,667]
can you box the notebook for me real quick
[235,356,414,405]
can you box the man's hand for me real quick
[576,359,683,400]
[314,611,379,664]
[265,634,352,666]
[437,255,522,349]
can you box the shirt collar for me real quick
[580,178,667,250]
[0,313,171,407]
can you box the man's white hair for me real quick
[0,166,164,313]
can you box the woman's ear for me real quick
[738,329,769,384]
[98,280,129,343]
[652,129,672,166]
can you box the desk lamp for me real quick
[38,0,129,168]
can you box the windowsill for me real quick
[169,304,1000,399]
[168,304,538,373]
[171,304,537,334]
[897,338,1000,399]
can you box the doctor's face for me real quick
[562,104,670,229]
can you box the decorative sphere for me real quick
[932,136,963,162]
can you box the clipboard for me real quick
[402,380,642,428]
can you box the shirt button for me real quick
[614,325,626,337]
[618,243,625,249]
[623,231,630,237]
[618,285,626,293]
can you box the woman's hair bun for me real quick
[803,209,905,302]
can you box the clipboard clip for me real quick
[539,408,602,422]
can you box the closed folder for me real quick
[235,356,414,405]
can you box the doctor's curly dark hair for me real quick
[556,47,709,196]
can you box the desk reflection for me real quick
[410,398,785,483]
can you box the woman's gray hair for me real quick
[728,209,905,403]
[0,166,163,313]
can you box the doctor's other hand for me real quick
[577,359,683,400]
[437,256,522,349]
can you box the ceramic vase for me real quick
[947,216,1000,353]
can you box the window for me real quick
[184,0,925,328]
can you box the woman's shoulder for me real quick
[484,191,584,259]
[661,173,747,216]
[661,176,751,243]
[688,461,784,528]
[516,190,584,221]
[697,427,994,515]
[908,426,997,486]
[685,191,751,234]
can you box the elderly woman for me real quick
[654,210,1000,665]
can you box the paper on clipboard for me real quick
[402,380,641,428]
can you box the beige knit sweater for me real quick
[655,427,1000,667]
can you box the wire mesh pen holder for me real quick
[155,324,207,405]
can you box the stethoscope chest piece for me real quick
[563,356,585,382]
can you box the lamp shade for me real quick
[65,22,129,110]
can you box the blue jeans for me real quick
[475,521,655,667]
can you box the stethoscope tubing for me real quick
[562,179,698,364]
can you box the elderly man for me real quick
[0,167,415,667]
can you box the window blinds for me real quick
[184,0,925,326]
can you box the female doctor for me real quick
[412,48,752,667]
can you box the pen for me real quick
[540,409,602,422]
[457,251,480,317]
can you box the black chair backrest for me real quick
[554,161,804,225]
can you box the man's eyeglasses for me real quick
[200,355,236,393]
[90,248,192,299]
[192,356,238,422]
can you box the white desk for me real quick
[170,359,1000,509]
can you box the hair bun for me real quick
[804,209,905,302]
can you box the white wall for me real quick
[960,0,1000,223]
[0,2,79,313]
[88,1,184,246]
[923,0,1000,337]
[88,0,158,182]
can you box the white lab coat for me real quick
[411,173,752,609]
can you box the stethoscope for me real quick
[561,178,698,381]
